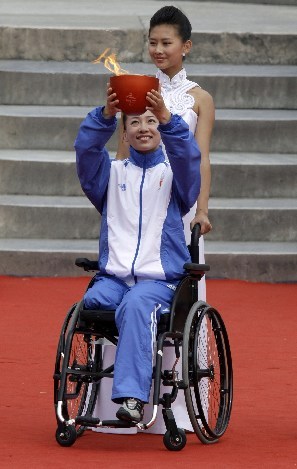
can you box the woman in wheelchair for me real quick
[53,85,232,451]
[75,86,201,422]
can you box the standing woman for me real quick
[93,5,214,435]
[148,6,214,301]
[117,5,214,300]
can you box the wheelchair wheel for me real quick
[163,428,187,451]
[55,424,77,447]
[182,301,233,444]
[54,306,75,412]
[54,305,101,437]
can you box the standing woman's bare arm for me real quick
[190,88,215,234]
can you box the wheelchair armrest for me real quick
[184,262,210,276]
[75,258,99,271]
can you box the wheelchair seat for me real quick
[79,307,171,333]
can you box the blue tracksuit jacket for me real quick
[75,106,201,285]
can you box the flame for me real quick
[92,48,129,76]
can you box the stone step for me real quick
[1,150,296,198]
[0,195,99,239]
[1,194,295,242]
[213,109,297,153]
[0,237,296,282]
[210,152,297,198]
[0,2,296,64]
[207,198,297,242]
[0,238,98,277]
[1,60,296,109]
[205,240,297,282]
[0,150,82,196]
[1,106,297,153]
[194,0,297,4]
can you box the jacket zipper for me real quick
[131,158,146,281]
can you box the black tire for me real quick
[55,425,77,447]
[182,301,233,444]
[163,428,187,451]
[54,305,101,436]
[62,331,101,432]
[54,305,76,410]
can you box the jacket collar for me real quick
[129,145,165,169]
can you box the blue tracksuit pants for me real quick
[84,275,178,403]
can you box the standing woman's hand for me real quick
[103,84,121,119]
[190,210,212,235]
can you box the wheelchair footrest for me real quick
[101,420,135,428]
[76,416,100,426]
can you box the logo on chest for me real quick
[118,183,126,192]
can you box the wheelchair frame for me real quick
[53,224,233,451]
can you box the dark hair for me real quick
[122,112,127,130]
[149,6,192,42]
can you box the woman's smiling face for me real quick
[124,111,161,153]
[148,24,191,77]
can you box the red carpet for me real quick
[1,276,296,468]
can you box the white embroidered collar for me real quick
[156,68,197,115]
[156,68,188,91]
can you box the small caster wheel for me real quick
[163,428,187,451]
[55,425,77,447]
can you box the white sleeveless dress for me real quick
[157,68,206,302]
[92,69,206,434]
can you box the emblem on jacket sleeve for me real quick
[118,183,126,191]
[159,169,166,190]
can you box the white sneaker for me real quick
[116,398,144,423]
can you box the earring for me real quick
[182,52,186,57]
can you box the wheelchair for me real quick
[53,224,233,451]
